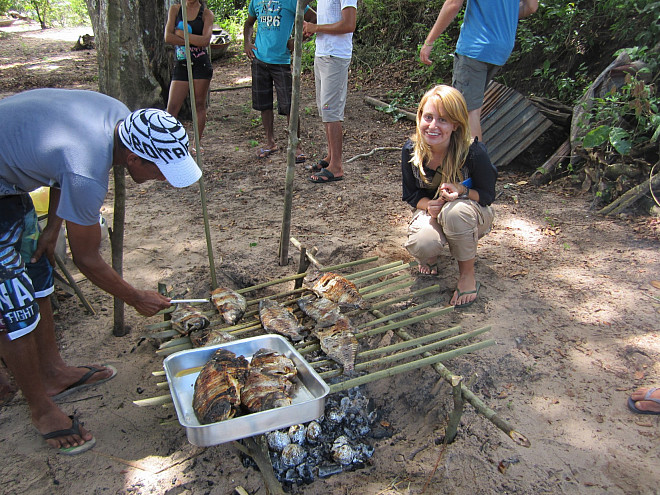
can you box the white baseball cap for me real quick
[118,109,202,188]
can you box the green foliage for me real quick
[581,47,659,158]
[206,0,247,21]
[3,0,88,26]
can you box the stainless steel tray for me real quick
[163,334,330,446]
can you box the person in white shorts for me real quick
[303,0,357,183]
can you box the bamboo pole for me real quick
[53,253,95,315]
[278,0,307,266]
[328,340,495,393]
[181,4,217,289]
[444,375,464,443]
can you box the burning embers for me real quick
[241,387,389,486]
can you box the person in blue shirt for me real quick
[243,0,315,162]
[420,0,538,143]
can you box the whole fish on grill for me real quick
[189,327,237,348]
[211,287,247,325]
[313,315,358,374]
[297,295,343,328]
[308,272,370,310]
[241,348,298,413]
[250,348,297,380]
[259,299,305,342]
[192,348,249,424]
[170,303,210,336]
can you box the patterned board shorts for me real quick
[0,194,54,340]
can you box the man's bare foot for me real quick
[628,387,660,414]
[46,365,116,399]
[450,275,480,307]
[35,407,94,451]
[417,258,438,275]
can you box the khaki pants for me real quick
[404,200,494,263]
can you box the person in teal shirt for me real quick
[420,0,538,143]
[243,0,315,161]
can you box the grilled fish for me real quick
[192,348,249,424]
[309,272,370,310]
[250,348,297,380]
[189,327,237,348]
[241,348,297,413]
[297,295,343,328]
[313,316,358,374]
[170,303,210,336]
[211,287,247,325]
[259,299,305,342]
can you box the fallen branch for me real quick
[346,146,400,163]
[210,84,252,92]
[364,96,416,122]
[598,161,660,216]
[233,436,286,495]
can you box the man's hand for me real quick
[130,290,172,317]
[244,41,256,60]
[420,43,433,65]
[31,222,61,266]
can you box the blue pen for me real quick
[461,177,472,188]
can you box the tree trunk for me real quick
[85,0,173,109]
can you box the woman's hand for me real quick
[439,183,460,202]
[426,198,445,219]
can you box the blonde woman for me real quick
[401,85,497,308]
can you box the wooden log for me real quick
[598,161,660,215]
[530,139,570,185]
[364,96,416,122]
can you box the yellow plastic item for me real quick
[30,187,50,216]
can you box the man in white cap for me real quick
[0,88,201,454]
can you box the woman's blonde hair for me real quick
[410,85,471,185]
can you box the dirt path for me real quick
[0,24,659,495]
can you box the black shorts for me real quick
[251,58,292,115]
[172,52,213,81]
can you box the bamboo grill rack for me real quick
[135,248,529,447]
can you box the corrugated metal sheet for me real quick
[481,81,552,168]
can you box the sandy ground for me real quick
[1,23,659,495]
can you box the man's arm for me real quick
[420,0,464,65]
[519,0,538,19]
[66,221,170,316]
[243,15,257,60]
[303,6,356,36]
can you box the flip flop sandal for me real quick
[309,168,344,183]
[628,387,660,415]
[453,282,481,308]
[52,365,117,401]
[257,148,277,159]
[305,159,329,172]
[42,415,97,455]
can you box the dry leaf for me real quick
[516,180,528,186]
[634,370,645,380]
[651,280,660,289]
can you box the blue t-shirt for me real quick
[0,89,129,226]
[248,0,299,65]
[455,0,519,66]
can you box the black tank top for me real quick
[175,3,205,36]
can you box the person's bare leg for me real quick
[450,258,478,306]
[311,121,343,181]
[32,297,113,397]
[0,330,93,449]
[259,108,276,156]
[166,80,189,119]
[468,107,482,143]
[630,387,660,413]
[193,78,211,141]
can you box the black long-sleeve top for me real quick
[401,139,497,208]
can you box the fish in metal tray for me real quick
[297,295,343,328]
[170,303,210,336]
[259,299,305,342]
[308,272,370,310]
[189,327,237,348]
[192,348,249,424]
[313,316,358,374]
[241,348,298,413]
[211,287,247,325]
[250,348,297,380]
